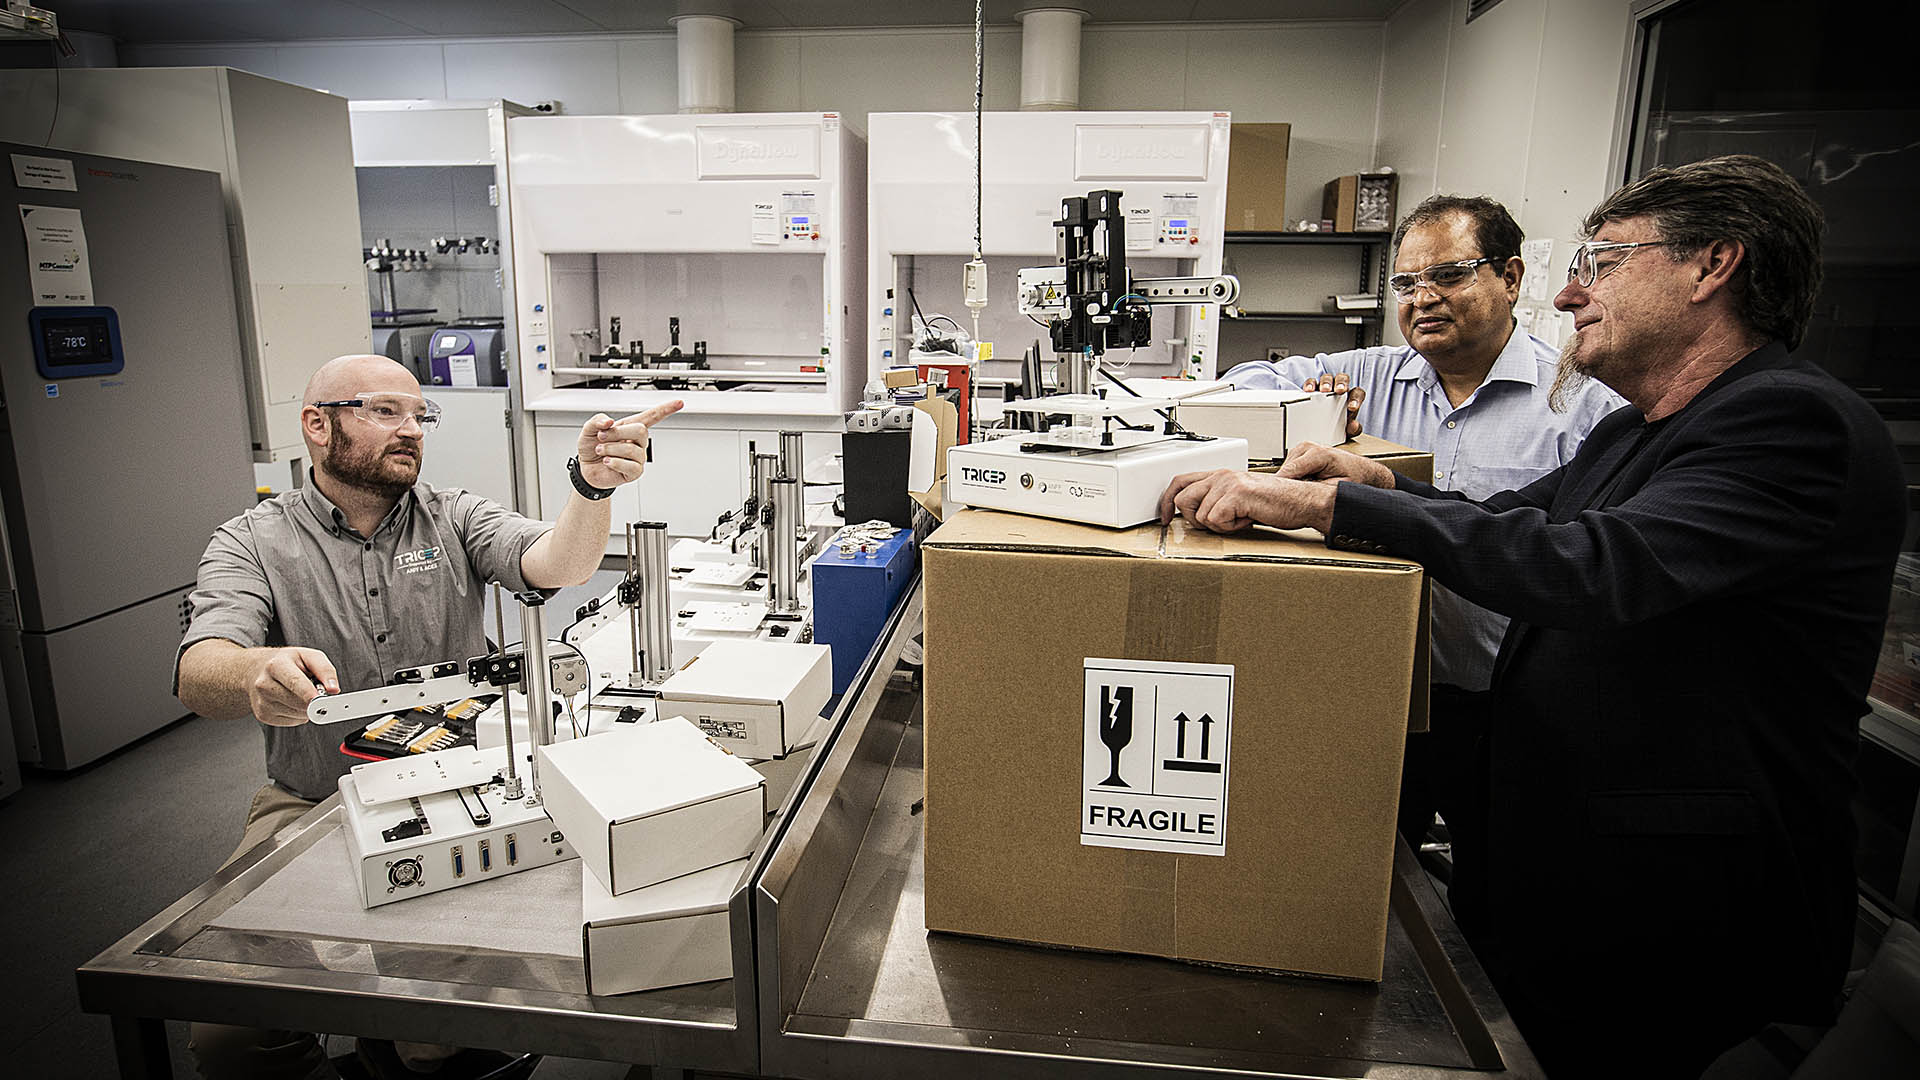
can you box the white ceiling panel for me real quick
[42,0,1399,44]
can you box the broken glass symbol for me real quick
[1099,685,1133,787]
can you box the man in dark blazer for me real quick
[1160,155,1905,1079]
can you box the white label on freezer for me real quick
[751,201,779,245]
[1125,206,1155,252]
[1081,657,1234,856]
[11,154,77,191]
[19,204,94,305]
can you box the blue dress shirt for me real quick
[1222,325,1624,690]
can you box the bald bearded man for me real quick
[174,354,681,1079]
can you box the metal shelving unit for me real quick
[1224,231,1389,350]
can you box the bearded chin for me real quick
[325,439,417,498]
[1548,344,1592,414]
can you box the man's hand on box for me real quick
[1159,469,1337,535]
[1276,442,1397,490]
[1299,372,1366,438]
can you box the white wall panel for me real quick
[1376,0,1450,214]
[444,39,622,114]
[736,33,803,113]
[277,43,449,100]
[617,36,679,114]
[1080,27,1188,111]
[120,44,282,78]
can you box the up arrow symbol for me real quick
[1197,713,1215,759]
[1172,712,1189,758]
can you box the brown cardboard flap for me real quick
[926,509,1163,558]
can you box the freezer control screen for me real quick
[29,306,125,378]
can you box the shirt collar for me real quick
[297,469,414,539]
[1394,320,1539,391]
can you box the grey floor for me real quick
[0,570,648,1079]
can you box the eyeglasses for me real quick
[310,392,441,432]
[1388,257,1501,303]
[1565,240,1669,288]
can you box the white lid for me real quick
[659,640,830,704]
[539,717,764,822]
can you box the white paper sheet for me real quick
[19,204,94,305]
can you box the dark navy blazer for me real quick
[1330,342,1905,1042]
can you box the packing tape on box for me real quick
[1123,560,1224,663]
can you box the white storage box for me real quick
[1176,389,1346,461]
[657,641,832,761]
[536,718,765,896]
[582,856,744,995]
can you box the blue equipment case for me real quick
[809,528,917,694]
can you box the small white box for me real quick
[657,641,832,761]
[945,433,1249,528]
[582,856,744,995]
[537,718,766,896]
[1176,389,1346,461]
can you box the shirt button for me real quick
[369,588,380,597]
[364,543,373,551]
[1435,471,1445,479]
[1446,420,1456,428]
[376,633,387,643]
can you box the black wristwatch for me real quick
[567,456,615,500]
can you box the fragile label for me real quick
[1081,657,1233,856]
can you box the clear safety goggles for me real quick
[310,391,441,432]
[1388,257,1500,303]
[1565,240,1670,289]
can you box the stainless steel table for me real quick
[76,576,927,1079]
[755,660,1543,1079]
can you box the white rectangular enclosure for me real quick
[508,113,867,419]
[868,112,1232,388]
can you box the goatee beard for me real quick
[325,435,418,498]
[1549,344,1591,414]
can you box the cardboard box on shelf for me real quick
[537,718,765,896]
[1322,172,1399,234]
[921,509,1430,981]
[1225,123,1291,232]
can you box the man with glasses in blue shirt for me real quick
[175,352,682,1079]
[1220,195,1622,854]
[1164,156,1903,1079]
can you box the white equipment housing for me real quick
[338,745,575,909]
[508,113,862,540]
[947,424,1249,529]
[867,111,1233,393]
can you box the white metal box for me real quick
[945,434,1250,528]
[1175,389,1346,461]
[337,747,573,909]
[536,718,765,896]
[656,641,833,761]
[581,856,744,996]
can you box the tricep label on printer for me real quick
[1080,657,1234,856]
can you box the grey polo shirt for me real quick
[176,479,553,800]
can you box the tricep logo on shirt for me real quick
[393,546,443,575]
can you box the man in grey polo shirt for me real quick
[174,352,680,1079]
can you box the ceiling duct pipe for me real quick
[1016,8,1087,111]
[671,13,738,114]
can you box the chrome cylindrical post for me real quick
[518,595,552,806]
[637,521,674,684]
[752,452,778,574]
[491,584,523,800]
[778,430,805,486]
[770,478,801,613]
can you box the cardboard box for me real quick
[811,527,918,694]
[1322,172,1398,234]
[1175,389,1346,460]
[921,510,1429,981]
[1248,433,1435,487]
[582,856,743,995]
[537,718,765,896]
[657,640,832,760]
[1224,123,1291,232]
